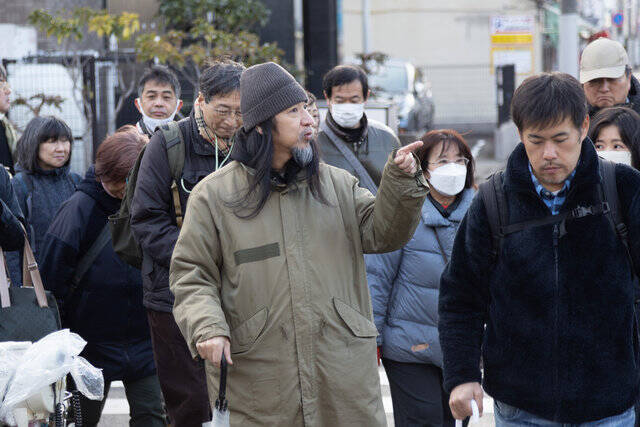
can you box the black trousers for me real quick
[78,374,166,426]
[147,309,211,427]
[382,358,458,427]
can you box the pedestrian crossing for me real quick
[99,368,495,426]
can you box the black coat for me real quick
[39,167,155,382]
[131,112,226,312]
[0,167,23,251]
[439,140,640,423]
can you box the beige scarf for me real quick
[194,99,231,153]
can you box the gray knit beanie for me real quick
[240,62,308,131]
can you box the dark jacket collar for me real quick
[77,166,121,215]
[503,138,600,195]
[16,163,71,177]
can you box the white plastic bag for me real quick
[0,329,104,425]
[70,355,104,401]
[0,342,31,402]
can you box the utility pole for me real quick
[559,0,579,77]
[293,0,305,84]
[362,0,371,54]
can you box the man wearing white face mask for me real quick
[134,66,183,137]
[588,106,640,169]
[317,65,400,193]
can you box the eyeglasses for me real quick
[213,108,242,119]
[428,158,469,168]
[0,81,10,93]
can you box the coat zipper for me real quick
[552,223,560,418]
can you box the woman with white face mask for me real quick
[589,106,640,168]
[366,129,475,427]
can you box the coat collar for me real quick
[502,137,600,195]
[421,188,475,227]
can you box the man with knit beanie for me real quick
[131,59,245,426]
[169,62,429,426]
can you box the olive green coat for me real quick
[170,155,428,426]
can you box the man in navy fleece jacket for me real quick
[439,72,640,426]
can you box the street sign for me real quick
[613,12,624,27]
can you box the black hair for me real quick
[16,116,73,172]
[198,59,245,103]
[306,90,317,104]
[417,129,475,189]
[0,64,6,81]
[589,106,640,169]
[137,65,181,99]
[322,65,369,99]
[226,118,328,218]
[511,72,587,132]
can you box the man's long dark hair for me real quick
[226,118,329,219]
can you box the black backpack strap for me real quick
[479,172,506,263]
[599,158,634,273]
[70,224,111,293]
[159,120,186,227]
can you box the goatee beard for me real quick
[292,145,314,167]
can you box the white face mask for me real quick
[330,103,365,128]
[137,98,180,133]
[428,163,467,196]
[598,150,632,166]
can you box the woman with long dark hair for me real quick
[7,116,80,286]
[367,129,476,427]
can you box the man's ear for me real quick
[364,88,371,101]
[256,126,263,135]
[580,114,590,141]
[176,99,184,112]
[196,92,204,104]
[323,90,330,103]
[134,98,143,115]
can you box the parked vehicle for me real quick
[368,59,435,135]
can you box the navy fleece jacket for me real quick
[439,139,640,423]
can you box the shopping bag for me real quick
[0,235,61,342]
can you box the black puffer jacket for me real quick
[317,113,400,190]
[439,140,640,423]
[131,111,228,312]
[39,167,155,381]
[0,167,23,251]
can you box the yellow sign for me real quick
[491,34,533,44]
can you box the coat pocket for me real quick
[230,307,269,354]
[333,298,378,338]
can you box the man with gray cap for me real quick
[580,37,640,117]
[169,61,429,426]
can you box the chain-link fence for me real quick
[3,55,118,175]
[421,63,497,129]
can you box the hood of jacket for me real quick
[77,166,121,216]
